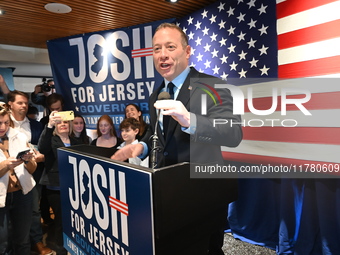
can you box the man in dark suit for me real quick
[113,23,242,255]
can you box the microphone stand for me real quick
[150,91,170,169]
[151,109,161,169]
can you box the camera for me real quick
[41,78,55,92]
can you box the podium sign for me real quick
[58,147,155,255]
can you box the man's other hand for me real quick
[111,143,144,161]
[154,100,190,127]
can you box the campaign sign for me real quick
[47,18,175,130]
[58,148,155,255]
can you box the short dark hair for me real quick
[124,103,147,136]
[7,90,29,102]
[27,104,39,115]
[71,113,90,144]
[45,93,64,108]
[120,117,140,131]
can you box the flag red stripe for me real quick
[244,91,340,112]
[242,127,340,145]
[276,0,337,19]
[278,55,340,78]
[277,20,340,50]
[222,152,340,176]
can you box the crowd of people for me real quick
[0,75,151,255]
[0,23,242,255]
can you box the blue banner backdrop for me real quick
[47,18,175,130]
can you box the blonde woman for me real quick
[38,111,79,255]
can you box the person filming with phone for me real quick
[38,110,79,255]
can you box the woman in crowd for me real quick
[90,114,121,148]
[0,104,37,254]
[38,111,79,255]
[71,113,91,144]
[124,103,149,140]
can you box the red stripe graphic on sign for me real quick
[131,47,153,58]
[109,196,129,216]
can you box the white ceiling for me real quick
[0,44,52,78]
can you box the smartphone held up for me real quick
[56,111,74,121]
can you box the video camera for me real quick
[41,78,55,92]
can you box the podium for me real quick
[58,145,237,255]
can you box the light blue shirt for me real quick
[160,66,190,99]
[139,67,196,159]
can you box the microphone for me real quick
[158,91,171,101]
[155,91,171,132]
[150,91,171,169]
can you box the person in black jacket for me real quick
[71,113,91,144]
[112,23,242,255]
[124,103,150,141]
[31,79,56,108]
[38,111,79,255]
[39,93,64,127]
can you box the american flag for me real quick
[177,0,340,171]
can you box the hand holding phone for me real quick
[56,111,74,121]
[16,149,30,160]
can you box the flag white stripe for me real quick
[241,109,340,127]
[222,140,340,163]
[277,1,340,35]
[278,38,340,65]
[313,73,340,78]
[231,78,340,98]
